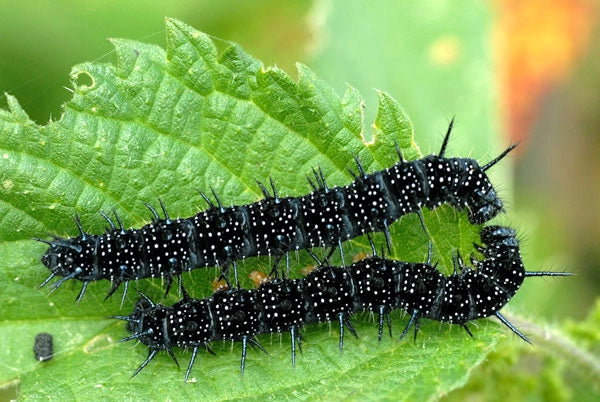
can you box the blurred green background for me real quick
[1,0,598,400]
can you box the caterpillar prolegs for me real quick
[37,121,516,304]
[115,226,571,381]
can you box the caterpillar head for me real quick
[125,295,161,338]
[479,225,518,248]
[420,155,506,224]
[478,225,520,261]
[466,143,519,224]
[466,185,504,224]
[39,235,98,282]
[114,292,174,376]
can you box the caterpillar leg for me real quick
[399,309,420,342]
[268,255,282,279]
[269,252,290,279]
[217,270,232,290]
[338,313,359,354]
[163,274,175,297]
[290,325,306,367]
[220,261,240,289]
[377,305,393,343]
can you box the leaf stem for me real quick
[501,312,600,380]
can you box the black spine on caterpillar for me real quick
[114,225,571,380]
[37,121,517,303]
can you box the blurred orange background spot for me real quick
[495,0,597,146]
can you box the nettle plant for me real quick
[0,18,573,401]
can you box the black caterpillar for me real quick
[115,226,571,381]
[37,121,517,304]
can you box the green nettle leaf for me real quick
[0,18,504,400]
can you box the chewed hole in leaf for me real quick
[71,69,95,90]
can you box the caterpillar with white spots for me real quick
[37,121,516,304]
[115,226,571,380]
